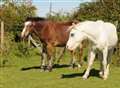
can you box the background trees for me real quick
[0,0,36,62]
[0,0,36,33]
[72,0,120,31]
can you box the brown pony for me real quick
[21,17,83,71]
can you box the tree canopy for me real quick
[0,0,36,33]
[72,0,120,31]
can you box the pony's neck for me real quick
[82,31,97,45]
[32,22,44,37]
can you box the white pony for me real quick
[66,20,118,80]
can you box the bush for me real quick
[0,32,32,67]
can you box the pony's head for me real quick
[21,20,34,39]
[21,17,46,39]
[66,23,85,51]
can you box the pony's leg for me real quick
[70,49,83,69]
[103,48,114,80]
[78,41,86,67]
[98,51,104,77]
[40,52,47,70]
[56,47,66,64]
[46,55,54,72]
[78,47,84,68]
[72,43,84,69]
[83,49,95,80]
[69,51,77,68]
[40,44,47,70]
[40,47,47,71]
[46,44,55,72]
[102,47,108,80]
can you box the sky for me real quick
[32,0,92,17]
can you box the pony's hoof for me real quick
[102,76,108,80]
[82,75,88,80]
[99,72,103,78]
[40,69,45,72]
[41,66,46,71]
[46,66,52,72]
[77,64,81,68]
[69,64,76,69]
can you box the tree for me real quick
[0,0,37,61]
[0,0,36,33]
[47,11,71,22]
[72,0,120,31]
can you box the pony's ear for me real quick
[72,23,76,26]
[32,21,36,26]
[72,23,78,30]
[67,25,73,32]
[73,20,79,24]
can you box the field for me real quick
[0,49,120,88]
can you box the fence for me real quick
[0,21,4,51]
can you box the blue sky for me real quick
[32,0,92,17]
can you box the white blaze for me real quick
[21,21,32,37]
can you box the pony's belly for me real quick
[95,39,117,51]
[52,41,66,47]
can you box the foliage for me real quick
[0,0,36,66]
[1,54,120,88]
[0,0,36,33]
[0,32,32,67]
[72,0,120,31]
[47,11,72,22]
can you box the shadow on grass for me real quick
[61,68,100,79]
[53,64,70,68]
[21,66,41,71]
[21,64,70,71]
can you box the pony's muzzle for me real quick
[66,45,71,51]
[21,33,25,40]
[66,45,68,49]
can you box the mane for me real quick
[25,17,46,22]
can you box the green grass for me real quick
[0,50,120,88]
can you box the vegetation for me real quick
[0,0,36,32]
[1,53,120,88]
[0,0,36,65]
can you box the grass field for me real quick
[0,49,120,88]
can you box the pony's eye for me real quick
[71,33,74,37]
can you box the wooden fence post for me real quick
[1,21,4,50]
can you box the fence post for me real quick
[1,21,4,50]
